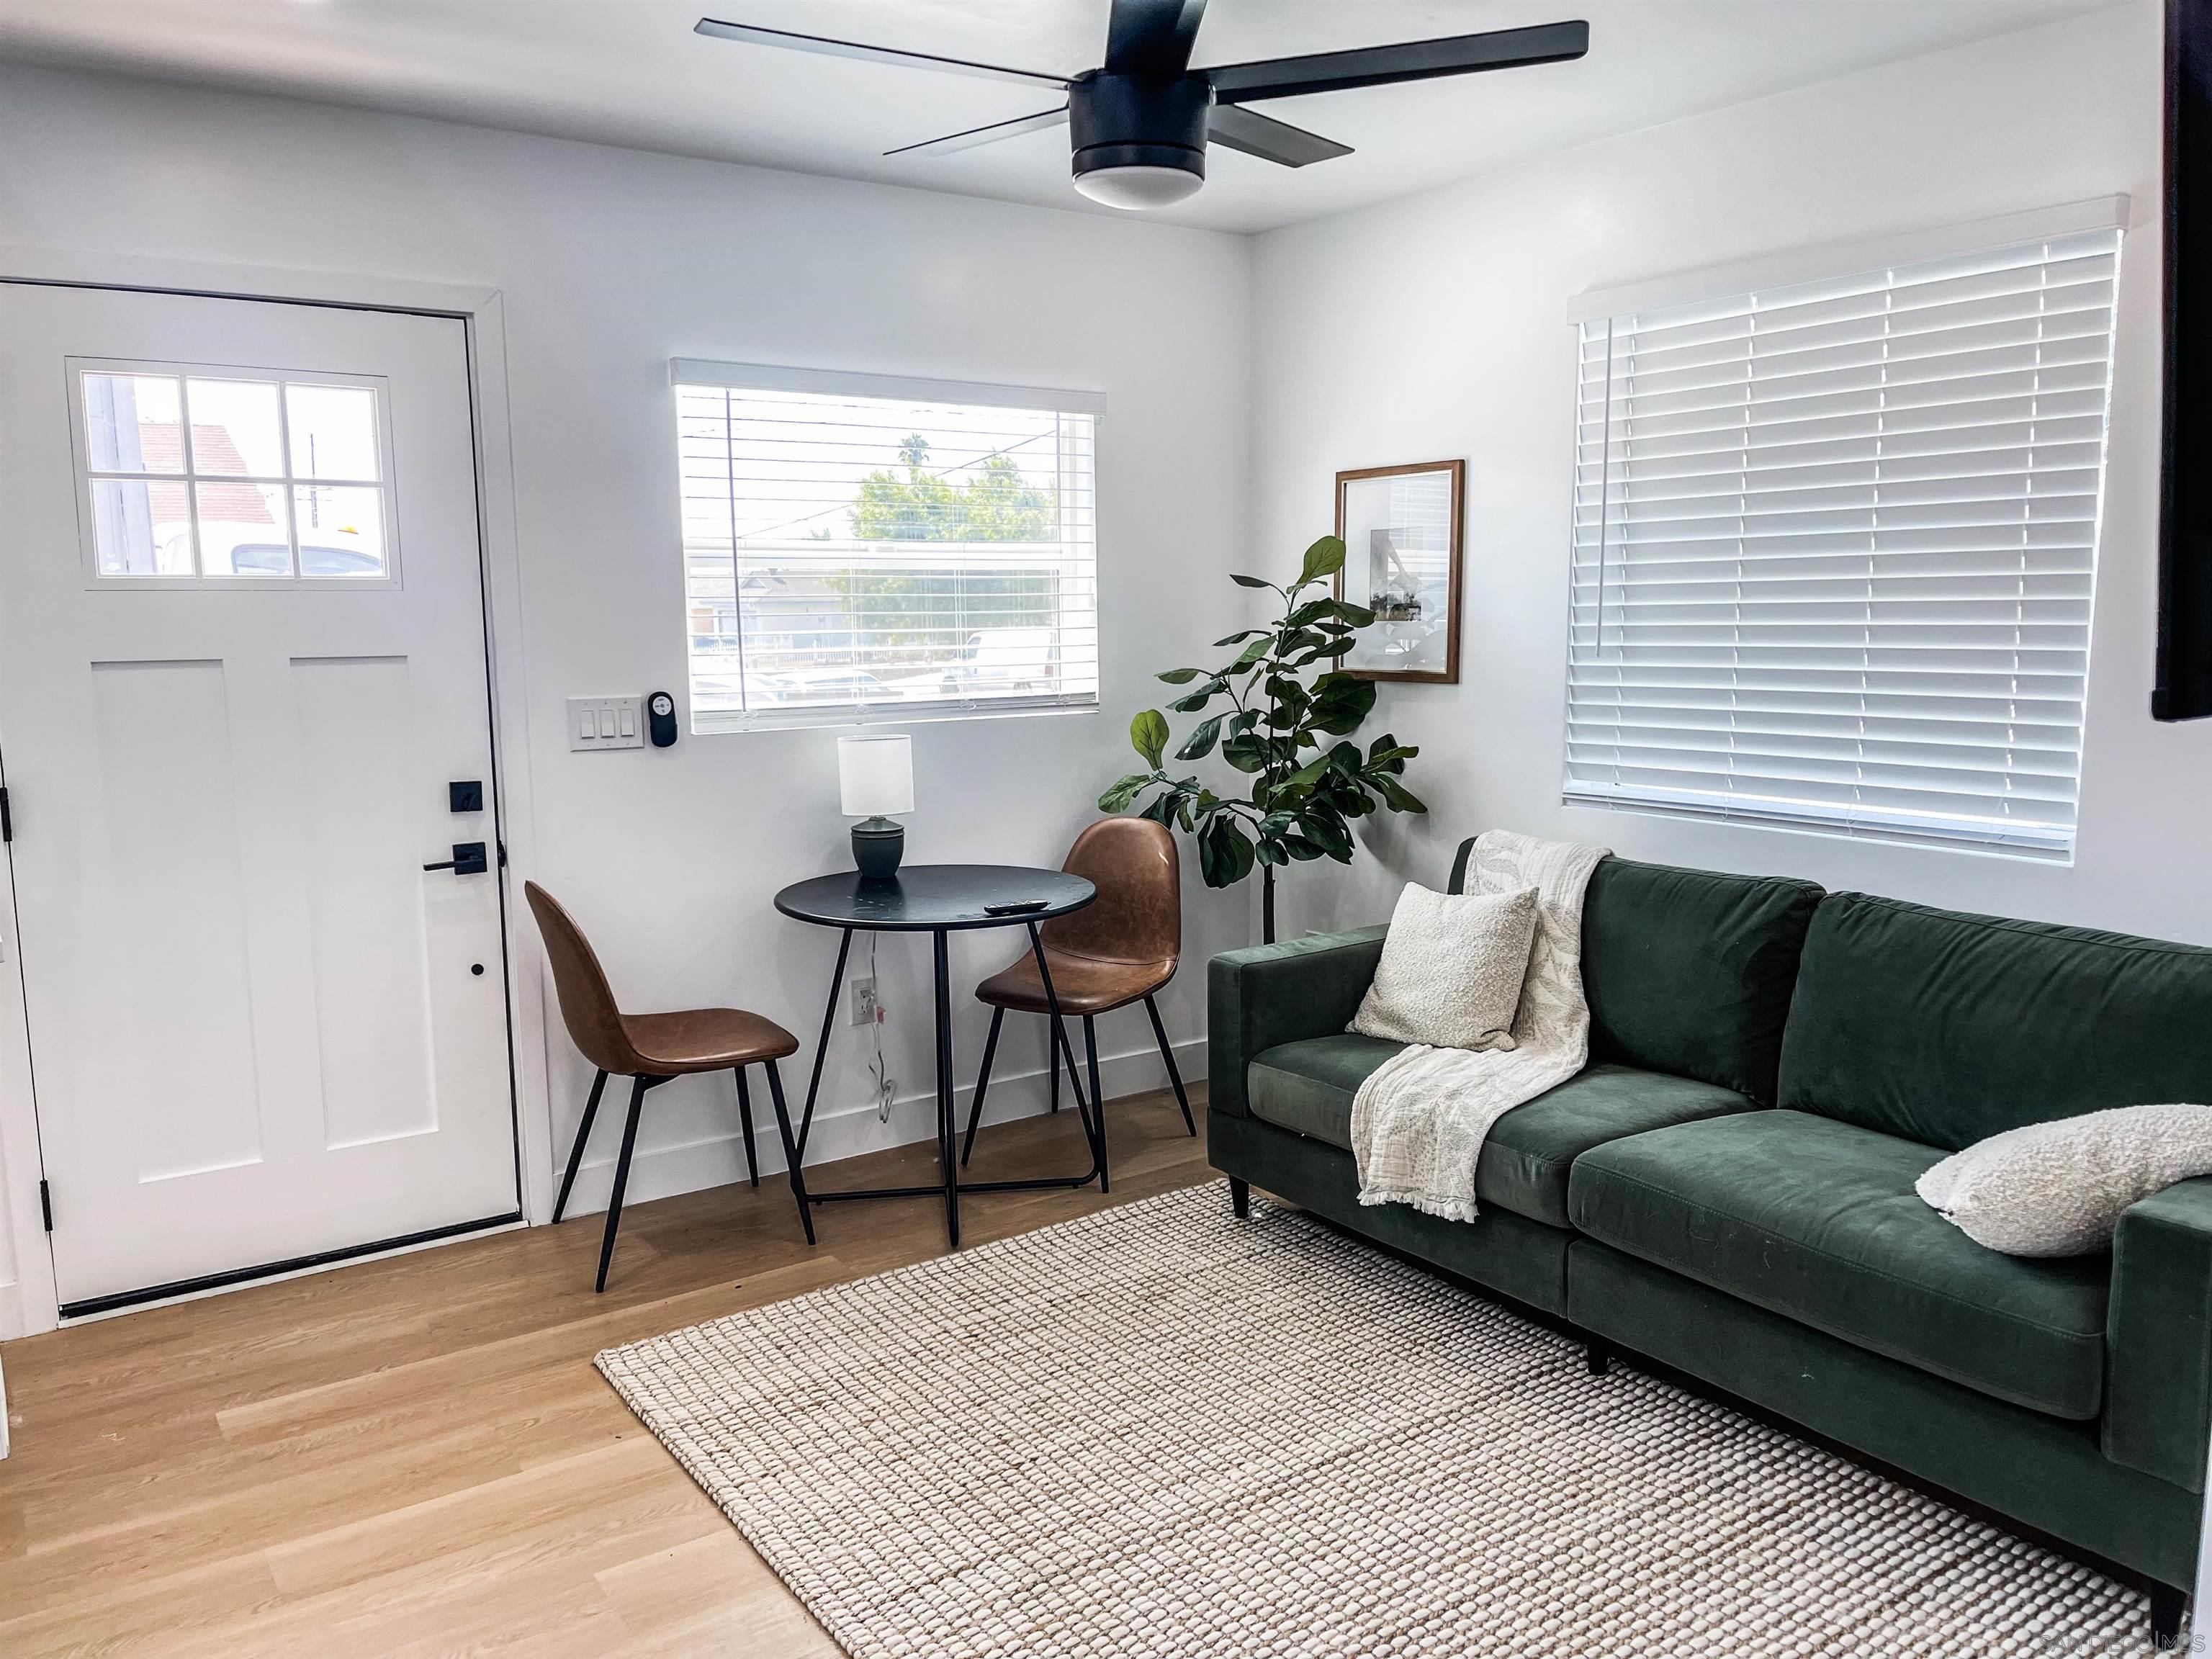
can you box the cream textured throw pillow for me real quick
[1350,883,1539,1053]
[1916,1103,2212,1256]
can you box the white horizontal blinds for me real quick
[676,381,1098,727]
[1566,228,2121,855]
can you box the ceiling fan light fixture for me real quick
[1066,70,1209,210]
[696,5,1592,209]
[1073,161,1205,210]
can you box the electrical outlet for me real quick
[850,976,878,1026]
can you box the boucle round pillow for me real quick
[1349,882,1539,1052]
[1915,1102,2212,1256]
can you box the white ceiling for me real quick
[0,0,2116,233]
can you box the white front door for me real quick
[0,283,518,1314]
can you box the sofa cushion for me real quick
[1778,891,2212,1151]
[1246,1033,1400,1147]
[1452,842,1821,1105]
[1480,1065,1763,1228]
[1247,1042,1756,1229]
[1568,1110,2110,1419]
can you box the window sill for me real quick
[691,696,1100,738]
[1560,789,2075,866]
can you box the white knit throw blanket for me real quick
[1351,831,1610,1222]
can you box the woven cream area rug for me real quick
[597,1184,2152,1658]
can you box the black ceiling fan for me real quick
[696,1,1589,210]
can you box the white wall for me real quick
[0,65,1252,1326]
[0,4,2195,1326]
[1249,3,2212,946]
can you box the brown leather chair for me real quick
[958,817,1192,1187]
[525,881,808,1291]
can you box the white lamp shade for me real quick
[837,733,914,818]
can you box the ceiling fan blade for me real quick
[886,106,1071,158]
[1206,19,1588,104]
[694,17,1069,90]
[1104,0,1208,77]
[1207,103,1351,168]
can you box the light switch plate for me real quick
[567,696,645,752]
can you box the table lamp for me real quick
[838,732,913,881]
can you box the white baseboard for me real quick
[557,1034,1205,1218]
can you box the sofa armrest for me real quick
[1207,926,1388,1118]
[2105,1175,2212,1491]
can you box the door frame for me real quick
[0,247,557,1339]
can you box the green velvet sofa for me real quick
[1208,838,2211,1641]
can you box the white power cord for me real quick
[867,930,894,1122]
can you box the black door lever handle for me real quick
[424,841,490,876]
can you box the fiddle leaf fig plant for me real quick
[1099,534,1426,943]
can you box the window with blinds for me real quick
[673,363,1100,732]
[1565,225,2122,857]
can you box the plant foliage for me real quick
[830,435,1059,652]
[849,436,1056,542]
[1098,535,1426,891]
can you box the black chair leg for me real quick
[1083,1015,1110,1195]
[733,1066,760,1187]
[959,1007,1005,1167]
[595,1075,650,1294]
[1048,1030,1061,1113]
[1145,994,1196,1137]
[552,1069,607,1225]
[763,1058,816,1246]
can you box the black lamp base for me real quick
[851,817,905,881]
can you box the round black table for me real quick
[773,864,1099,1247]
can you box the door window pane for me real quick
[83,374,184,473]
[197,481,292,577]
[292,485,387,577]
[78,362,394,585]
[184,378,284,477]
[89,479,194,575]
[286,384,380,480]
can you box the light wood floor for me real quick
[0,1086,1214,1657]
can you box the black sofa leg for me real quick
[1586,1340,1611,1376]
[2152,1582,2188,1649]
[1228,1177,1249,1218]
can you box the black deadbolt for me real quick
[449,780,485,813]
